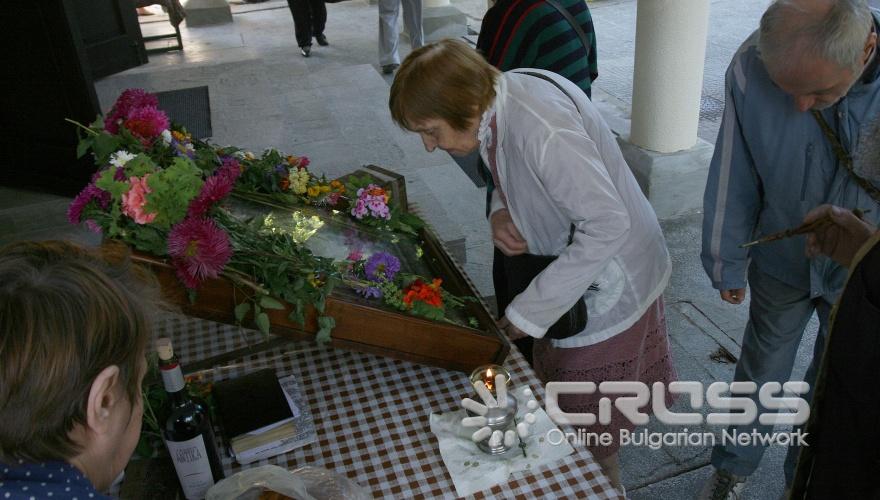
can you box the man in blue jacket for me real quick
[700,0,880,498]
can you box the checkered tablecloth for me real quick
[156,313,623,499]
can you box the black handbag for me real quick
[501,225,589,339]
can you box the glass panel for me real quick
[225,199,475,326]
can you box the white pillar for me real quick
[629,0,710,153]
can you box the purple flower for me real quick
[364,251,400,282]
[357,285,383,299]
[68,184,111,225]
[167,217,233,289]
[352,199,368,219]
[84,220,103,234]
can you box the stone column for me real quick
[629,0,710,153]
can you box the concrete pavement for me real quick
[0,1,821,498]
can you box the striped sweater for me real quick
[476,0,598,96]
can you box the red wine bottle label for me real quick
[165,434,216,499]
[161,364,185,393]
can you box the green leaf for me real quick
[234,302,251,323]
[255,312,271,335]
[316,315,335,344]
[293,277,305,291]
[259,296,285,310]
[95,168,130,201]
[314,294,326,314]
[76,138,92,158]
[126,154,158,178]
[93,133,122,163]
[143,156,204,229]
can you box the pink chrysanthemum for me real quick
[187,159,242,217]
[104,89,159,134]
[167,217,233,289]
[68,184,111,225]
[123,106,170,147]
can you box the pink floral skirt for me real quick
[533,298,676,459]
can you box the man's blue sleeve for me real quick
[701,59,763,291]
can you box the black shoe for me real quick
[315,34,328,46]
[300,45,311,57]
[382,63,399,74]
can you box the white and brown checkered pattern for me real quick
[156,313,623,499]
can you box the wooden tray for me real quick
[124,168,509,373]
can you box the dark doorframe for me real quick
[0,0,147,197]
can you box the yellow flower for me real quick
[319,185,331,193]
[307,186,320,197]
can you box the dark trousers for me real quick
[286,0,326,48]
[493,247,534,365]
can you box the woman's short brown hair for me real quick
[0,241,160,462]
[389,38,501,132]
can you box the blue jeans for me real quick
[710,264,830,485]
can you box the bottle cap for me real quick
[156,337,174,361]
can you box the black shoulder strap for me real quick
[518,70,580,114]
[542,0,591,59]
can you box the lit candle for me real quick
[468,364,511,398]
[484,367,495,392]
[495,374,507,407]
[474,381,497,407]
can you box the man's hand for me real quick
[720,288,746,305]
[804,204,877,268]
[498,316,530,341]
[490,209,528,256]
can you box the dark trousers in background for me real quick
[493,247,534,365]
[286,0,326,48]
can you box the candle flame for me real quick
[485,368,495,392]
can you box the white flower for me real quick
[161,129,172,145]
[109,150,136,168]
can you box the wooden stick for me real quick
[739,208,869,248]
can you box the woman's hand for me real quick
[498,316,530,341]
[804,204,877,268]
[490,209,528,256]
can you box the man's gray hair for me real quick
[759,0,873,75]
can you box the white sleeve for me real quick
[505,129,631,338]
[488,189,506,218]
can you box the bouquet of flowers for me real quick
[68,88,473,340]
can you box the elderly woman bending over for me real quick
[0,241,159,498]
[389,39,675,490]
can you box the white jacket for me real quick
[481,70,671,348]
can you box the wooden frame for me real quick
[126,167,509,373]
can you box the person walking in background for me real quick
[699,0,880,497]
[476,0,597,364]
[287,0,328,57]
[378,0,424,74]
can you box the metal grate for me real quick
[155,86,212,139]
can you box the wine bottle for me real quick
[157,338,225,499]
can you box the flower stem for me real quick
[64,118,100,136]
